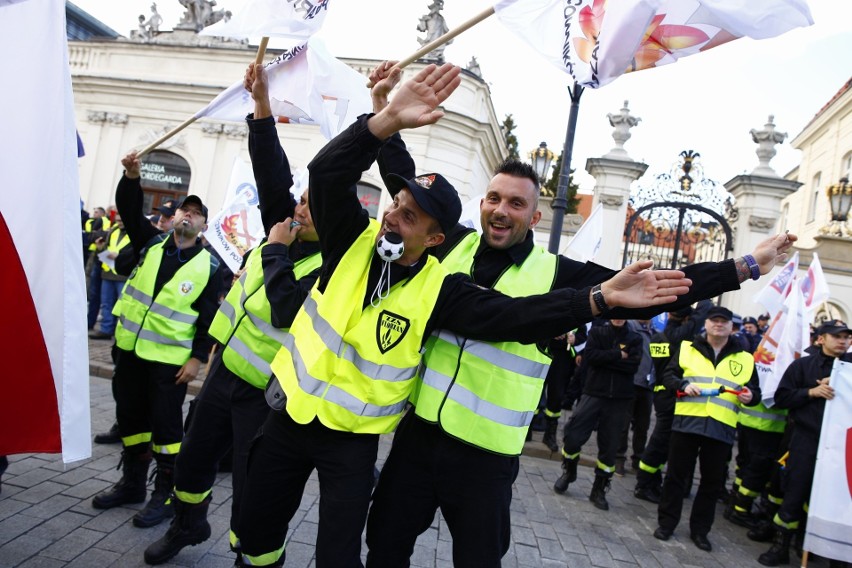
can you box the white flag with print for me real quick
[799,252,830,315]
[754,251,798,318]
[563,203,603,262]
[200,0,330,40]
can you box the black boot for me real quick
[758,526,792,566]
[133,456,176,528]
[728,492,758,528]
[542,417,559,452]
[92,449,151,509]
[144,495,212,565]
[634,468,661,503]
[749,520,776,543]
[589,475,611,511]
[554,456,578,494]
[94,421,121,444]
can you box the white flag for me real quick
[195,38,371,140]
[493,0,812,88]
[804,359,852,563]
[459,193,485,233]
[755,275,809,407]
[199,0,330,40]
[800,252,830,315]
[562,203,603,262]
[0,0,90,463]
[754,251,799,318]
[203,158,266,273]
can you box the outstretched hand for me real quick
[752,232,798,274]
[367,63,461,139]
[600,260,692,309]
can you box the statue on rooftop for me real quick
[176,0,231,32]
[417,1,451,62]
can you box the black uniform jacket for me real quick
[582,322,642,399]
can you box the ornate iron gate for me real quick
[621,151,736,270]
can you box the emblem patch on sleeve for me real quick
[377,310,410,354]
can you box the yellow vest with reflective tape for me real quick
[85,217,111,251]
[411,233,558,455]
[113,239,212,365]
[209,243,322,389]
[269,221,446,434]
[101,227,131,274]
[675,341,753,429]
[738,400,787,433]
[650,342,670,358]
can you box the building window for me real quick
[139,151,192,214]
[356,183,382,219]
[807,172,821,223]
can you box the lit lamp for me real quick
[820,177,852,237]
[529,141,555,187]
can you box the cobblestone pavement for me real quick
[0,352,830,567]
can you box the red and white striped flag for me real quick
[0,0,90,463]
[493,0,813,88]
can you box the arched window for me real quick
[807,172,821,223]
[356,182,382,219]
[139,150,191,214]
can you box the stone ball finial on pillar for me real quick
[605,100,641,160]
[749,115,787,177]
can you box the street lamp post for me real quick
[820,177,852,237]
[529,141,555,187]
[548,82,585,254]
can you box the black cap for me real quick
[384,173,461,233]
[758,313,770,321]
[178,195,209,221]
[706,306,733,321]
[156,199,178,217]
[743,316,758,326]
[816,320,851,336]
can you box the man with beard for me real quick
[364,61,798,568]
[91,153,222,531]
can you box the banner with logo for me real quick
[800,252,830,315]
[200,0,329,40]
[203,158,265,273]
[754,251,799,318]
[804,359,852,563]
[493,0,812,88]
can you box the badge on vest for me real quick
[729,360,743,376]
[179,281,195,295]
[377,310,410,354]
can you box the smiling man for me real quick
[91,153,222,531]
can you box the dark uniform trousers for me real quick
[735,424,785,496]
[174,354,269,534]
[237,408,378,568]
[562,395,633,475]
[658,431,730,536]
[776,430,818,526]
[114,349,188,452]
[366,412,519,568]
[635,390,675,490]
[617,385,654,465]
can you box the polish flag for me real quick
[0,0,91,463]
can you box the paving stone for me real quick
[0,534,52,566]
[38,527,104,562]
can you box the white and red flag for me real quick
[200,0,330,41]
[799,252,830,315]
[754,275,809,407]
[805,359,852,563]
[754,251,799,318]
[203,158,266,273]
[195,37,371,140]
[493,0,813,88]
[0,0,90,463]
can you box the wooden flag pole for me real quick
[136,37,271,158]
[367,6,495,87]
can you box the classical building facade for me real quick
[70,9,506,223]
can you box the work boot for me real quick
[554,456,578,494]
[144,495,212,565]
[589,475,611,511]
[133,456,176,528]
[748,520,776,543]
[542,416,559,453]
[758,526,792,566]
[727,492,758,528]
[634,485,661,504]
[94,421,121,444]
[92,449,151,509]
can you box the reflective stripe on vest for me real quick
[674,341,753,430]
[412,235,558,455]
[738,400,787,433]
[210,245,322,388]
[113,240,212,365]
[101,227,130,274]
[270,221,446,434]
[85,217,111,251]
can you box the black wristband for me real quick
[591,283,609,314]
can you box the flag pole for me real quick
[367,6,495,87]
[137,37,271,158]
